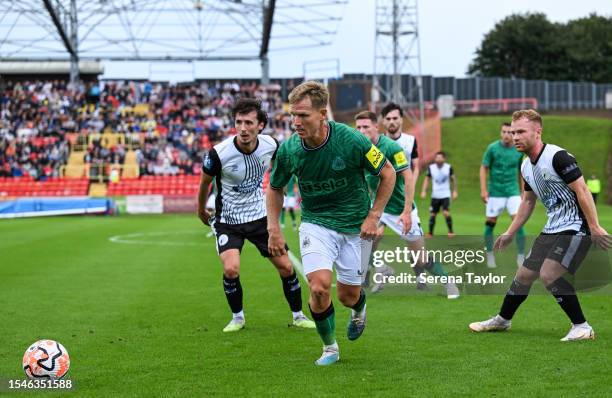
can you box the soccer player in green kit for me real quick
[480,122,525,268]
[266,81,396,366]
[354,111,459,299]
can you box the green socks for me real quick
[309,303,336,346]
[485,221,495,251]
[425,259,448,277]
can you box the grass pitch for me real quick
[1,211,611,398]
[1,115,610,397]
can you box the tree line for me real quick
[469,13,612,83]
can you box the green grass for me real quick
[1,212,611,398]
[438,115,612,203]
[0,115,611,397]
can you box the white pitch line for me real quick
[108,231,210,246]
[287,250,305,278]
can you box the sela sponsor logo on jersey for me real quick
[331,156,346,171]
[299,177,348,195]
[233,176,263,193]
[301,236,311,249]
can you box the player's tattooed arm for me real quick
[197,172,214,225]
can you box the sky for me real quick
[103,0,612,81]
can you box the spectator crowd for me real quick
[1,79,294,180]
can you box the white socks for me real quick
[351,303,366,319]
[324,342,339,352]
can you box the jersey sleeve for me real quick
[361,140,387,175]
[426,165,432,177]
[523,176,533,191]
[271,136,280,160]
[411,138,418,160]
[269,142,292,189]
[389,142,409,172]
[449,166,454,176]
[482,145,492,167]
[552,150,582,185]
[202,149,221,176]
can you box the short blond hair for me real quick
[354,111,378,123]
[512,109,542,127]
[288,80,329,109]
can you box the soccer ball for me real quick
[22,340,70,379]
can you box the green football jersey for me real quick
[286,176,296,197]
[482,140,523,197]
[270,120,387,234]
[365,135,409,215]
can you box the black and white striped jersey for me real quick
[521,143,587,234]
[202,135,277,224]
[427,163,454,199]
[390,133,418,167]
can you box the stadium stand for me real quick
[1,79,291,195]
[106,175,200,196]
[0,176,89,197]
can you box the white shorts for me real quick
[283,196,297,208]
[380,208,423,241]
[486,196,521,217]
[299,222,371,286]
[206,194,216,210]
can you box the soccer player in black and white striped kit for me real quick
[469,110,610,341]
[197,98,315,332]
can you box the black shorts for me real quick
[430,198,450,213]
[523,231,591,275]
[211,217,288,257]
